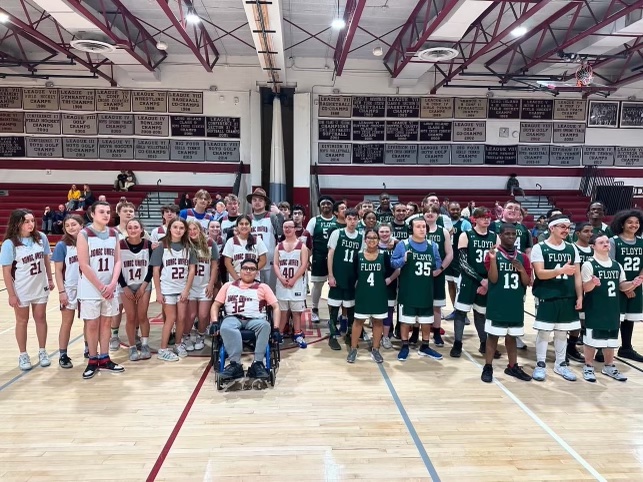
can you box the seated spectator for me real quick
[531,215,547,239]
[124,170,137,191]
[67,184,82,210]
[52,204,67,234]
[506,173,525,197]
[210,257,281,381]
[80,184,94,209]
[278,201,291,219]
[213,201,227,221]
[114,171,128,191]
[461,201,475,219]
[179,193,193,210]
[42,206,53,234]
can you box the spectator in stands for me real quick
[494,201,504,220]
[123,170,137,191]
[52,204,67,234]
[506,173,525,197]
[532,215,547,239]
[80,184,94,210]
[114,171,128,191]
[461,201,475,219]
[213,201,227,221]
[278,202,291,220]
[179,193,193,210]
[440,199,450,216]
[67,184,82,211]
[42,206,53,234]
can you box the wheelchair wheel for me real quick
[269,369,275,387]
[216,372,223,391]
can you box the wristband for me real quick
[59,291,65,294]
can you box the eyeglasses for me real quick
[554,225,571,230]
[241,266,257,272]
[365,236,379,240]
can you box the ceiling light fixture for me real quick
[331,18,346,29]
[0,12,9,23]
[186,7,201,24]
[512,26,527,37]
[373,46,384,57]
[156,40,168,51]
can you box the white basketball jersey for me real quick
[120,239,151,286]
[275,241,306,301]
[185,209,213,231]
[78,227,118,300]
[62,244,79,289]
[224,281,264,319]
[11,238,48,302]
[224,236,261,282]
[151,225,167,243]
[251,212,275,266]
[160,246,190,294]
[191,239,213,292]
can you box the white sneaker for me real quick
[532,361,547,381]
[194,334,205,350]
[109,335,120,351]
[515,337,527,349]
[602,364,627,382]
[175,343,188,358]
[183,336,195,352]
[554,362,577,381]
[18,353,32,371]
[311,311,320,323]
[381,336,393,350]
[129,346,140,362]
[583,365,596,382]
[157,348,179,362]
[38,350,51,367]
[190,329,197,344]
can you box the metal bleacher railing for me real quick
[580,165,633,214]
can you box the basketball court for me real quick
[1,273,642,482]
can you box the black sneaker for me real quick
[328,337,341,351]
[450,340,462,358]
[221,361,244,380]
[481,364,493,383]
[504,364,532,381]
[59,353,73,369]
[82,363,99,380]
[83,351,89,359]
[169,331,176,346]
[617,347,643,362]
[433,333,445,347]
[594,348,605,363]
[247,360,270,380]
[566,346,585,363]
[479,342,501,359]
[100,359,125,373]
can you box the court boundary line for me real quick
[146,361,212,482]
[378,364,441,482]
[462,350,607,482]
[0,332,84,393]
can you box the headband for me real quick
[549,217,571,228]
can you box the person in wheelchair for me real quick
[210,257,281,381]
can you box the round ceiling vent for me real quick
[417,47,458,62]
[70,39,116,54]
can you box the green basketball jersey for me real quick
[427,226,447,260]
[574,244,594,265]
[397,239,435,309]
[486,250,527,325]
[354,251,389,315]
[465,229,497,278]
[392,222,409,241]
[583,258,622,330]
[379,242,398,300]
[376,209,394,225]
[311,215,337,259]
[612,236,643,281]
[331,229,362,287]
[490,220,532,251]
[533,241,577,300]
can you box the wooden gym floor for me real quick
[1,275,643,482]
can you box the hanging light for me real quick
[331,18,345,29]
[186,7,201,24]
[0,12,10,23]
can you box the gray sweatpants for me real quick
[220,316,270,363]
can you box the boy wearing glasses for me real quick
[531,214,582,382]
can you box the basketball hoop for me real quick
[575,62,593,87]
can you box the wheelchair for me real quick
[209,307,280,390]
